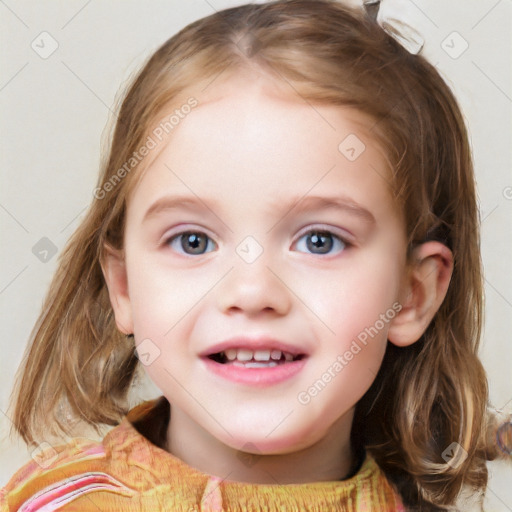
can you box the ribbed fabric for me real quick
[1,398,405,511]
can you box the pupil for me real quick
[307,231,333,254]
[183,232,207,254]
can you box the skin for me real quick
[103,68,453,484]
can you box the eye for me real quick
[166,231,216,256]
[293,229,348,255]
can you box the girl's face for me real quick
[120,71,408,455]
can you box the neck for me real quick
[166,407,355,485]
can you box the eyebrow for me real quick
[143,195,219,223]
[280,195,375,224]
[142,194,375,225]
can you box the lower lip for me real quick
[202,358,307,386]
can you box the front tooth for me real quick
[284,352,294,362]
[254,350,271,361]
[236,348,254,361]
[225,349,237,361]
[270,350,282,360]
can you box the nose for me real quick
[217,255,292,318]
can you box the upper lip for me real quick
[200,336,308,357]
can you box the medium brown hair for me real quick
[11,1,493,508]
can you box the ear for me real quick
[388,241,453,347]
[101,245,133,335]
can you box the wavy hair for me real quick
[11,1,494,508]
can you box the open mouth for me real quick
[207,348,305,368]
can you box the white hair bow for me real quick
[363,0,425,55]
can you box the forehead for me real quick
[127,69,400,224]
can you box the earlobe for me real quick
[101,245,134,335]
[388,241,453,347]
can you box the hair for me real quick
[10,0,497,509]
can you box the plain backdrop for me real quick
[1,0,511,509]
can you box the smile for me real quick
[202,341,308,386]
[208,348,304,368]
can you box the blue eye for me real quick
[294,230,347,255]
[167,231,216,255]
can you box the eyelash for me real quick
[163,226,352,257]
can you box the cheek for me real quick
[294,265,397,425]
[125,255,213,388]
[126,252,210,335]
[301,258,401,338]
[294,250,402,397]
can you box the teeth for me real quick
[217,348,297,363]
[253,350,271,361]
[236,349,253,362]
[271,350,282,360]
[225,349,237,361]
[233,361,278,368]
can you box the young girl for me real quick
[1,0,508,510]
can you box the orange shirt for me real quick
[1,397,405,511]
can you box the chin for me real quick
[217,424,323,456]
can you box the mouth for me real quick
[207,348,306,368]
[201,339,308,385]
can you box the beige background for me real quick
[1,0,511,509]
